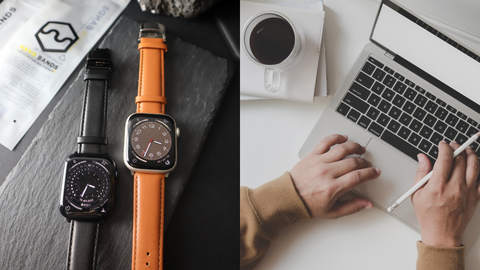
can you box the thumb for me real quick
[329,197,373,218]
[413,154,432,186]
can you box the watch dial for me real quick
[64,159,111,211]
[131,121,172,160]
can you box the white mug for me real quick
[242,11,304,92]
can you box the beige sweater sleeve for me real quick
[240,172,311,270]
[417,241,465,270]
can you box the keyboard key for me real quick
[381,88,395,101]
[405,79,415,88]
[358,116,371,129]
[392,95,406,108]
[410,119,423,132]
[371,82,385,95]
[387,120,401,133]
[399,113,413,126]
[404,88,417,101]
[378,100,392,113]
[425,101,438,114]
[429,146,439,158]
[414,95,427,107]
[349,82,370,100]
[446,105,457,113]
[435,98,446,107]
[367,93,381,106]
[467,118,478,126]
[377,113,391,127]
[415,85,426,94]
[445,114,459,126]
[337,103,351,116]
[467,126,479,136]
[383,65,394,74]
[420,126,433,139]
[366,107,380,120]
[368,56,384,68]
[383,75,396,88]
[343,93,369,113]
[456,111,467,120]
[408,133,421,146]
[456,133,468,144]
[381,130,422,161]
[434,107,448,120]
[372,69,386,81]
[425,92,436,100]
[423,114,437,127]
[356,72,374,89]
[393,72,405,81]
[402,101,416,115]
[388,106,402,120]
[347,109,361,122]
[471,142,479,152]
[413,108,427,121]
[456,120,469,133]
[433,121,447,134]
[368,122,384,137]
[419,139,432,152]
[362,62,376,75]
[444,127,458,141]
[393,81,407,94]
[398,126,411,140]
[430,132,443,145]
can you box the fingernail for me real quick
[343,135,348,140]
[375,168,381,175]
[440,140,447,144]
[467,145,472,149]
[368,161,372,167]
[450,141,457,146]
[365,203,373,209]
[417,154,422,161]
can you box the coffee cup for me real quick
[242,11,304,92]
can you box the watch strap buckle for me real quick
[139,22,166,42]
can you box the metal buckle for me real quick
[138,22,166,42]
[86,59,112,71]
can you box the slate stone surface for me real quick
[0,16,228,269]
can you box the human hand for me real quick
[412,141,480,247]
[290,134,380,219]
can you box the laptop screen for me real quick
[370,0,480,109]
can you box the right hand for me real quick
[290,134,380,219]
[412,141,480,247]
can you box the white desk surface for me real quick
[240,0,480,269]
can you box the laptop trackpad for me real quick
[357,137,420,229]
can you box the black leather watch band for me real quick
[67,221,100,270]
[77,48,112,155]
[67,49,112,270]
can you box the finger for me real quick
[321,142,366,163]
[328,157,372,178]
[465,146,479,190]
[411,154,432,199]
[449,141,467,186]
[335,167,381,194]
[312,134,349,155]
[328,197,373,219]
[430,141,454,186]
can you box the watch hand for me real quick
[81,185,89,198]
[154,140,162,145]
[142,138,153,157]
[87,184,95,189]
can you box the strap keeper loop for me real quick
[135,95,167,104]
[77,136,108,145]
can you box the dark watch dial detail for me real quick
[131,121,172,161]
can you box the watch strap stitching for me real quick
[67,221,75,270]
[79,80,90,137]
[92,222,99,270]
[159,176,164,267]
[133,173,139,269]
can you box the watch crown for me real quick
[176,127,180,138]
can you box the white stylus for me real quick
[387,132,480,213]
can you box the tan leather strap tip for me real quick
[135,95,167,104]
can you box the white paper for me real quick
[0,0,129,150]
[240,1,324,102]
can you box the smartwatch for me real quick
[124,22,179,270]
[59,48,116,270]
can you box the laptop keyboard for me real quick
[336,56,480,165]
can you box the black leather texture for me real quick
[67,221,100,270]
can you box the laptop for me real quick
[299,0,480,249]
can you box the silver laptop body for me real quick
[299,0,480,249]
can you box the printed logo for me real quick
[35,21,78,53]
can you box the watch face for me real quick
[60,155,116,220]
[124,113,177,172]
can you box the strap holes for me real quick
[13,120,16,123]
[147,252,150,256]
[146,262,149,266]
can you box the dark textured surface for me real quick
[0,15,229,269]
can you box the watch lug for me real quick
[165,173,169,178]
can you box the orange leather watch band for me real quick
[132,36,168,270]
[137,37,167,114]
[132,173,165,269]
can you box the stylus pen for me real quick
[387,132,480,213]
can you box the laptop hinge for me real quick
[385,50,396,59]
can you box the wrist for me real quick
[421,234,462,248]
